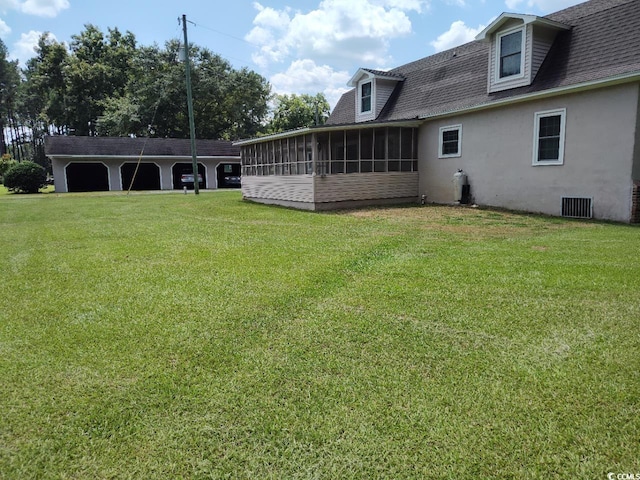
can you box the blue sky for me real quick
[0,0,584,108]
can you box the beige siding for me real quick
[489,24,533,93]
[355,76,376,123]
[242,175,314,204]
[356,77,399,122]
[314,172,418,203]
[375,79,398,117]
[531,26,557,80]
[419,83,640,222]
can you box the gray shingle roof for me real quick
[327,0,640,125]
[361,68,406,79]
[44,136,240,157]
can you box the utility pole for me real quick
[181,14,199,194]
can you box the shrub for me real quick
[0,154,16,183]
[4,161,47,193]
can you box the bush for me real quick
[0,154,16,177]
[4,161,47,193]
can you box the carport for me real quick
[172,163,206,190]
[66,162,109,192]
[121,162,161,191]
[217,163,241,188]
[45,136,240,193]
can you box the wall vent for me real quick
[561,197,593,219]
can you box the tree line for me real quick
[0,25,331,170]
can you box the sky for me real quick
[0,0,585,109]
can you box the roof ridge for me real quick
[546,0,637,23]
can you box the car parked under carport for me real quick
[45,136,240,193]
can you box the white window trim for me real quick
[495,26,526,84]
[532,108,566,166]
[438,124,462,158]
[360,80,373,114]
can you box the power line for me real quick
[177,22,257,67]
[188,21,261,49]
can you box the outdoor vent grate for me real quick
[561,197,593,219]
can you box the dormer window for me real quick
[498,28,524,79]
[348,68,405,123]
[476,13,569,93]
[361,82,372,113]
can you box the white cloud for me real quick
[21,0,68,17]
[505,0,583,13]
[11,29,52,65]
[0,0,68,17]
[269,58,351,109]
[0,17,10,38]
[0,0,20,12]
[252,3,291,30]
[372,0,429,12]
[247,0,428,70]
[430,20,484,52]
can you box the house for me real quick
[45,136,241,193]
[235,0,640,222]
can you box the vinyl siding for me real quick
[242,175,314,204]
[375,79,398,118]
[355,77,376,123]
[531,26,557,81]
[355,78,400,122]
[489,23,533,93]
[314,172,418,203]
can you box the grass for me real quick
[1,190,639,479]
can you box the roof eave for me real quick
[475,13,570,41]
[46,154,239,159]
[347,68,405,87]
[234,119,422,146]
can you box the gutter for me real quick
[234,119,422,146]
[46,155,239,160]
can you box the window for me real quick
[497,28,523,79]
[438,125,462,158]
[361,81,372,113]
[241,128,419,177]
[533,109,566,165]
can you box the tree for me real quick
[0,39,22,158]
[95,95,142,137]
[101,40,272,140]
[22,33,70,132]
[0,153,16,181]
[3,161,46,193]
[267,93,331,134]
[223,68,271,140]
[16,25,272,141]
[65,25,137,135]
[18,34,70,169]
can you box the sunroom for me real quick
[236,122,420,210]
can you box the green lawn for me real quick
[1,190,638,479]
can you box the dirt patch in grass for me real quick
[341,204,596,238]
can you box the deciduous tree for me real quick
[267,93,330,134]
